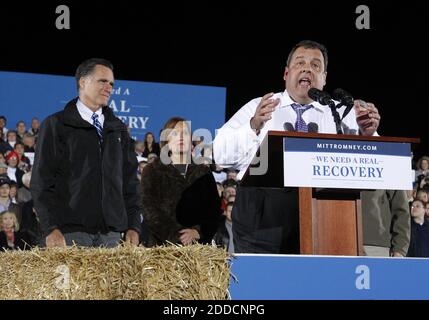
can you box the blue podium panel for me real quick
[229,254,429,300]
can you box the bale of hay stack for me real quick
[0,244,231,300]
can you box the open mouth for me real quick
[298,77,312,87]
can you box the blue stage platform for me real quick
[229,254,429,300]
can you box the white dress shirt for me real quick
[76,99,104,127]
[213,90,361,179]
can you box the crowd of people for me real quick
[0,111,239,252]
[0,41,428,258]
[1,109,428,257]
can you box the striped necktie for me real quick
[291,103,313,132]
[91,113,103,143]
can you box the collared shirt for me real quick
[213,90,361,179]
[0,197,11,212]
[76,99,104,127]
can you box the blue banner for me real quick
[0,71,226,141]
[230,254,429,300]
[284,138,411,156]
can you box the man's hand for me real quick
[125,229,140,246]
[45,229,66,248]
[179,229,200,246]
[250,92,280,134]
[354,99,381,136]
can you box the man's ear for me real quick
[283,67,289,81]
[78,77,86,91]
[322,71,327,87]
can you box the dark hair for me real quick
[222,178,237,189]
[286,40,328,72]
[75,58,114,91]
[159,117,188,150]
[6,130,17,138]
[14,142,24,149]
[144,132,156,149]
[16,120,25,127]
[0,116,6,123]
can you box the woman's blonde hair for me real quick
[0,211,19,231]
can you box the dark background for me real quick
[0,1,427,158]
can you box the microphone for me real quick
[333,88,354,121]
[308,88,342,134]
[308,122,319,133]
[283,122,295,131]
[308,88,334,106]
[332,88,354,107]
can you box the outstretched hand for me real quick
[250,92,280,134]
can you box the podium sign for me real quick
[284,137,413,190]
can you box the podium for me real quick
[241,131,419,256]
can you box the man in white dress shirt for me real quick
[213,40,381,253]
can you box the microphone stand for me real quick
[327,100,343,134]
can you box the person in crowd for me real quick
[28,117,40,138]
[141,117,221,247]
[31,58,141,248]
[213,40,381,253]
[142,132,160,157]
[137,160,147,181]
[417,176,429,192]
[13,142,31,172]
[407,199,429,257]
[0,130,12,155]
[22,133,36,153]
[147,153,158,163]
[226,168,238,181]
[0,177,22,225]
[9,181,18,204]
[221,179,237,211]
[6,130,18,150]
[0,211,31,250]
[415,190,429,204]
[415,156,429,182]
[214,201,234,253]
[0,162,8,178]
[16,121,27,143]
[0,116,8,140]
[361,190,410,257]
[5,151,24,188]
[135,140,145,158]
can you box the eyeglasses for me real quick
[411,205,424,209]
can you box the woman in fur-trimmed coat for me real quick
[140,117,221,247]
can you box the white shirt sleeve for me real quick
[213,98,261,172]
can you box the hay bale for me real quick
[0,244,231,300]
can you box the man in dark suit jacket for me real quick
[31,58,141,248]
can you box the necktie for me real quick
[291,103,313,132]
[91,113,103,143]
